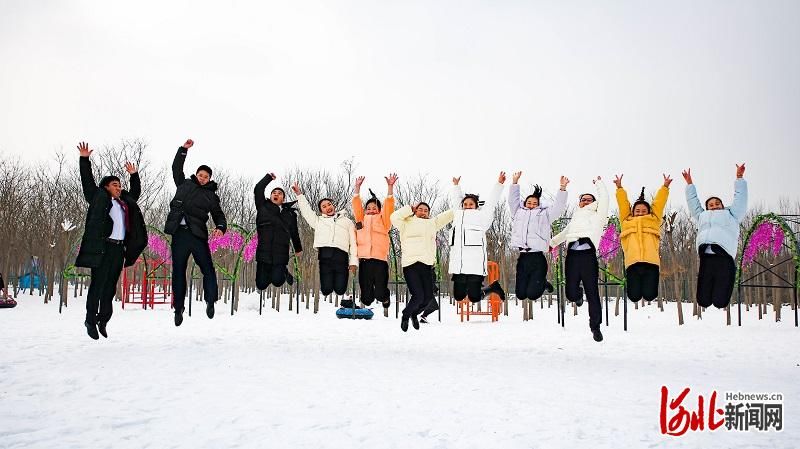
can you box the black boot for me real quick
[420,315,429,324]
[174,309,184,327]
[482,281,506,301]
[84,321,99,340]
[206,301,215,319]
[97,320,108,338]
[411,314,420,330]
[401,315,409,332]
[544,281,554,294]
[592,328,603,342]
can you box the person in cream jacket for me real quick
[293,182,358,299]
[391,201,454,332]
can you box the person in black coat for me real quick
[164,139,227,326]
[75,142,147,340]
[254,173,302,289]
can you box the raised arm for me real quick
[382,173,398,229]
[614,173,630,221]
[172,139,193,187]
[254,173,276,210]
[477,178,505,229]
[508,171,522,214]
[652,174,672,218]
[450,177,464,210]
[126,162,141,202]
[729,164,748,222]
[682,168,703,220]
[547,176,569,224]
[77,142,96,203]
[294,187,319,230]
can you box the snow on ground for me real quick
[0,292,798,449]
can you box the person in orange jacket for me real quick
[614,173,671,302]
[352,173,397,309]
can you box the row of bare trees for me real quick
[1,141,797,323]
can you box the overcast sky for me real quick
[1,0,798,210]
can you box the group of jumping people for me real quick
[76,140,748,342]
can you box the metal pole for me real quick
[603,266,609,327]
[737,282,742,327]
[623,283,628,332]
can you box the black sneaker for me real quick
[174,309,184,327]
[592,329,603,342]
[401,316,409,332]
[97,320,108,338]
[206,301,215,319]
[411,315,420,330]
[544,281,554,294]
[420,316,429,324]
[85,321,99,340]
[381,299,390,308]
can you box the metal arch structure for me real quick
[736,214,800,327]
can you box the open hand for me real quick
[125,162,137,174]
[77,142,93,157]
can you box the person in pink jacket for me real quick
[352,174,397,309]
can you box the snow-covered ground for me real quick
[0,292,798,449]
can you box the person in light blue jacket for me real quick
[508,172,569,301]
[683,163,748,309]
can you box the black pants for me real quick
[319,247,349,296]
[515,251,548,300]
[85,241,125,325]
[359,259,390,306]
[452,273,484,302]
[565,246,602,331]
[256,261,287,290]
[171,226,218,312]
[696,245,736,309]
[626,262,660,302]
[403,262,434,318]
[421,297,440,318]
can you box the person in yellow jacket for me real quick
[352,173,397,310]
[390,202,454,332]
[614,173,672,302]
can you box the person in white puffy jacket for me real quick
[448,172,507,303]
[508,172,569,302]
[292,182,358,300]
[550,176,609,343]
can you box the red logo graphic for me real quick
[660,386,725,436]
